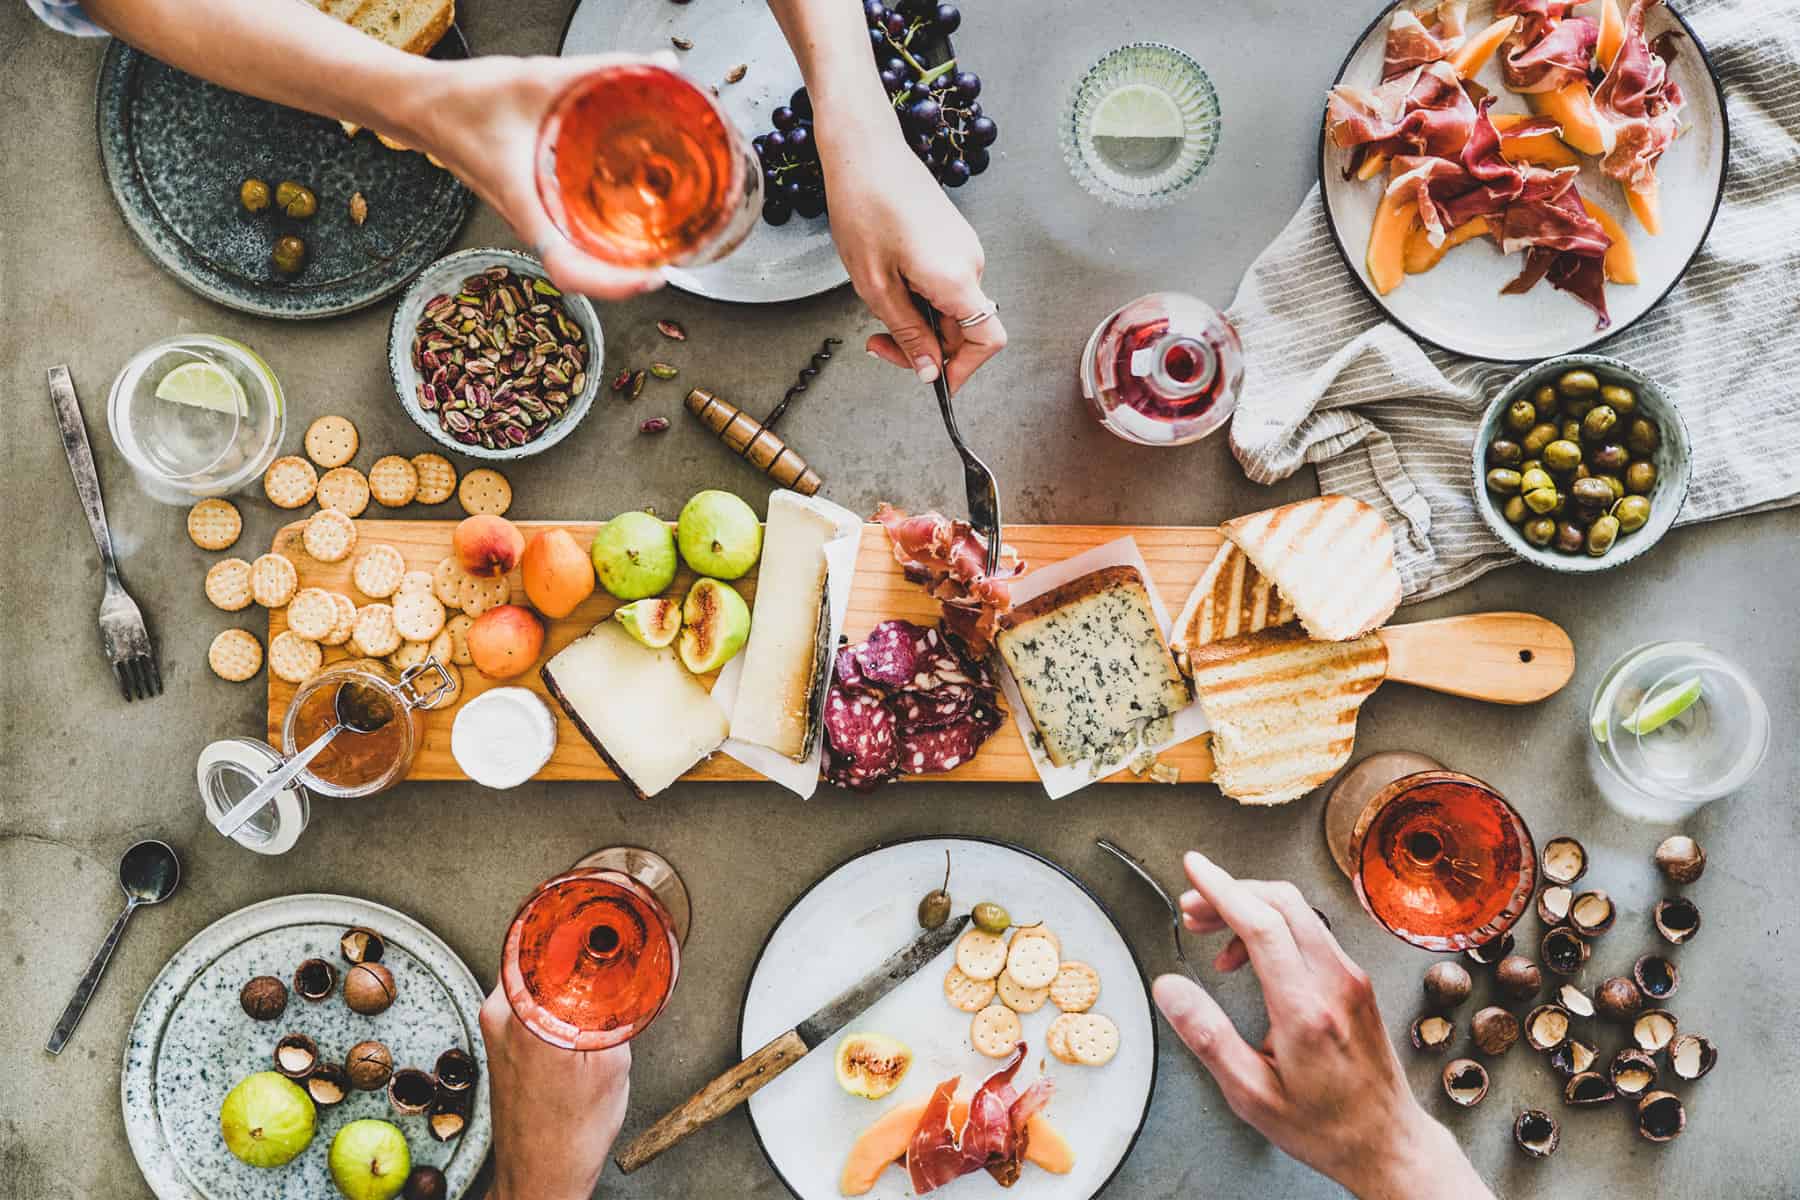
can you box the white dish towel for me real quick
[1227,0,1800,602]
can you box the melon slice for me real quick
[1404,217,1491,274]
[1626,180,1662,236]
[1490,113,1583,168]
[1581,199,1639,284]
[1356,153,1391,182]
[839,1098,1076,1195]
[1530,82,1612,157]
[1597,0,1626,70]
[1367,185,1418,296]
[1448,16,1519,79]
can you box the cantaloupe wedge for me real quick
[1626,180,1662,236]
[1597,0,1626,69]
[1490,113,1583,168]
[1530,82,1612,157]
[1404,217,1491,274]
[1367,186,1418,295]
[947,1102,1075,1176]
[1581,199,1639,284]
[839,1099,1076,1195]
[1448,16,1519,79]
[1357,153,1391,182]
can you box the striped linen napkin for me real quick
[1226,0,1800,602]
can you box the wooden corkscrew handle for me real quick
[685,388,822,495]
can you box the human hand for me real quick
[1152,852,1493,1200]
[480,983,631,1200]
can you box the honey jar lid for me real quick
[197,737,311,855]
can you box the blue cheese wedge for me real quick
[728,491,837,761]
[996,566,1191,769]
[540,620,728,797]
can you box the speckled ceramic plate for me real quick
[122,894,491,1200]
[97,32,474,320]
[740,837,1156,1200]
[1319,0,1728,361]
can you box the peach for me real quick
[521,528,596,619]
[454,514,524,580]
[467,605,544,679]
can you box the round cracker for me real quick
[1051,961,1101,1013]
[458,573,510,616]
[433,556,468,608]
[250,553,298,609]
[397,569,434,598]
[458,467,512,516]
[996,971,1051,1015]
[368,455,419,507]
[186,498,242,551]
[351,603,401,657]
[320,591,356,646]
[204,558,254,612]
[262,455,318,508]
[207,629,263,682]
[388,639,430,671]
[1046,1013,1081,1064]
[268,630,323,684]
[429,626,455,665]
[393,588,447,642]
[1063,1013,1120,1067]
[352,544,407,599]
[303,414,359,468]
[1005,931,1060,990]
[302,508,357,563]
[943,966,998,1014]
[286,587,339,641]
[1013,923,1062,956]
[316,467,370,517]
[955,929,1008,982]
[970,1003,1024,1059]
[411,453,457,505]
[421,661,463,710]
[442,613,475,665]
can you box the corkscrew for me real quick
[684,338,840,495]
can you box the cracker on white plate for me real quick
[1051,961,1101,1013]
[1012,922,1061,956]
[955,929,1008,982]
[970,1003,1024,1058]
[943,965,997,1013]
[1062,1012,1120,1067]
[1046,1012,1079,1064]
[997,970,1050,1014]
[1004,930,1060,990]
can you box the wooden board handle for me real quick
[1377,612,1574,705]
[614,1027,809,1174]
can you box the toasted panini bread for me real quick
[1219,496,1402,643]
[1170,542,1297,671]
[346,0,454,55]
[1187,626,1388,806]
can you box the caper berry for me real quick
[1487,439,1523,468]
[1586,514,1620,556]
[1505,400,1537,434]
[1524,517,1557,546]
[1582,405,1619,442]
[1519,468,1554,496]
[1600,384,1637,417]
[1486,468,1523,495]
[1614,495,1652,533]
[1522,423,1560,457]
[239,177,272,214]
[271,235,307,275]
[1625,460,1658,494]
[1524,487,1561,515]
[1543,440,1583,472]
[1589,443,1630,474]
[918,852,952,929]
[1624,417,1661,456]
[1503,495,1529,526]
[1555,522,1587,554]
[1571,477,1614,507]
[1558,369,1601,397]
[972,902,1011,935]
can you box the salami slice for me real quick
[897,718,992,776]
[834,644,871,692]
[853,619,923,688]
[889,684,978,730]
[824,687,897,774]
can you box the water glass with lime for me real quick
[1062,42,1221,209]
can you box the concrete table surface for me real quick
[2,2,1795,1198]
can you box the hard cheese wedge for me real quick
[540,620,728,797]
[728,491,837,760]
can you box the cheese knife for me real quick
[614,912,971,1173]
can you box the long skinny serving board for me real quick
[266,521,1224,785]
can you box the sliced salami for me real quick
[889,684,979,730]
[834,643,871,692]
[853,619,923,688]
[897,717,992,776]
[824,687,897,773]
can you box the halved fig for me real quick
[834,1032,914,1100]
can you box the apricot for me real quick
[454,514,524,580]
[1581,198,1640,284]
[466,605,544,679]
[521,528,595,619]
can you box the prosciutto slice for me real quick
[873,503,1022,655]
[1494,0,1596,93]
[1381,2,1469,80]
[1498,165,1613,326]
[1593,0,1685,191]
[906,1044,1053,1194]
[1327,62,1478,176]
[1386,100,1525,243]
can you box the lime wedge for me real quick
[1621,676,1704,737]
[155,361,247,416]
[1589,710,1610,745]
[1091,83,1185,142]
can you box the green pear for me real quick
[328,1119,411,1200]
[677,490,762,579]
[614,596,682,648]
[591,510,679,600]
[678,578,750,674]
[219,1071,315,1168]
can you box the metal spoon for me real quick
[1096,838,1203,988]
[213,681,394,840]
[48,840,181,1054]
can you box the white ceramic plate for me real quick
[741,837,1156,1200]
[1320,0,1728,361]
[559,0,852,304]
[122,894,491,1200]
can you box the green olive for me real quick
[1486,468,1524,495]
[1571,477,1614,507]
[275,180,304,208]
[1518,468,1554,495]
[1614,495,1652,533]
[1589,443,1630,474]
[1505,400,1537,434]
[271,235,307,275]
[1558,368,1601,398]
[972,902,1011,935]
[1502,495,1529,526]
[1519,459,1542,476]
[1625,461,1658,494]
[1534,385,1560,416]
[1598,474,1626,502]
[1586,514,1620,556]
[1545,491,1567,517]
[1561,419,1586,444]
[1581,405,1619,442]
[1487,439,1523,468]
[1543,440,1583,472]
[1522,423,1560,457]
[1554,522,1587,554]
[1573,463,1592,481]
[1624,418,1662,456]
[239,177,272,214]
[1524,486,1561,515]
[1524,517,1557,546]
[1562,397,1597,423]
[281,183,318,220]
[1600,384,1638,417]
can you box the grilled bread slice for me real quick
[1187,626,1388,806]
[1219,496,1402,643]
[1170,542,1297,672]
[345,0,454,55]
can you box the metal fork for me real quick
[1096,838,1203,988]
[917,301,1003,574]
[48,366,162,701]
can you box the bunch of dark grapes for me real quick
[755,0,997,226]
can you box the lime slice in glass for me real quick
[1091,83,1185,142]
[155,361,248,416]
[1621,676,1703,737]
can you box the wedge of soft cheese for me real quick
[541,620,728,797]
[728,491,838,760]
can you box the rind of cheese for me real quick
[728,492,837,760]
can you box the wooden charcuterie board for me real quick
[266,520,1225,785]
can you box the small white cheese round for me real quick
[451,687,557,789]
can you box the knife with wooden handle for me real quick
[615,913,971,1174]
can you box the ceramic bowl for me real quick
[388,248,603,461]
[1472,354,1690,573]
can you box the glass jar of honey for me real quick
[280,658,452,798]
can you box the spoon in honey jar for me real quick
[213,682,394,840]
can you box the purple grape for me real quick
[763,195,793,225]
[782,180,804,202]
[790,88,813,117]
[934,4,961,34]
[763,166,781,187]
[786,125,813,155]
[863,0,887,23]
[908,97,942,126]
[869,25,887,51]
[907,80,931,102]
[765,130,788,152]
[772,106,797,132]
[966,100,982,119]
[908,130,934,158]
[963,146,990,174]
[950,71,980,102]
[941,158,970,186]
[883,11,906,36]
[794,189,826,219]
[880,67,905,92]
[752,133,770,154]
[884,56,907,74]
[969,116,997,146]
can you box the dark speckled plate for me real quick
[97,30,474,320]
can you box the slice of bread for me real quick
[1169,541,1297,672]
[1220,496,1402,643]
[345,0,455,55]
[1186,626,1388,806]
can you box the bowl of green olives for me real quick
[1474,355,1689,572]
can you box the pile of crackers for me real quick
[945,922,1120,1068]
[190,413,517,689]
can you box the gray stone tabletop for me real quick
[2,2,1795,1198]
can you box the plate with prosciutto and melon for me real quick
[739,837,1157,1199]
[1319,0,1727,360]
